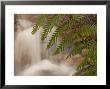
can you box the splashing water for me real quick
[19,60,76,76]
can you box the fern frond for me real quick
[87,41,97,63]
[54,24,96,55]
[47,15,83,49]
[54,30,78,54]
[71,14,97,29]
[41,15,63,41]
[79,24,96,38]
[76,40,97,75]
[46,22,70,49]
[77,57,88,70]
[31,15,46,35]
[66,42,84,59]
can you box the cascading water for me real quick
[14,19,41,75]
[14,18,76,76]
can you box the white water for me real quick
[14,19,76,76]
[19,60,76,76]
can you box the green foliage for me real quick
[31,15,46,35]
[32,14,97,76]
[41,15,62,40]
[76,40,97,76]
[54,24,96,55]
[47,15,83,49]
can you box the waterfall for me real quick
[14,19,76,76]
[14,19,41,75]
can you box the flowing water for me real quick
[14,19,76,76]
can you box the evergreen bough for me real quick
[32,14,97,76]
